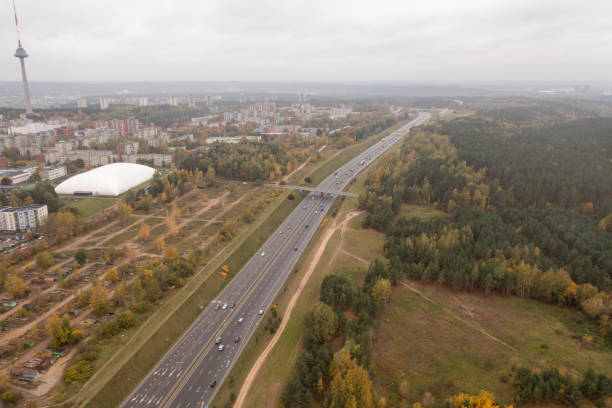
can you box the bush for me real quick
[0,390,22,404]
[101,320,120,338]
[64,360,93,384]
[117,310,135,329]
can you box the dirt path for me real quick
[340,249,369,265]
[282,144,327,183]
[399,281,514,350]
[234,211,361,408]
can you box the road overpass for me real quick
[263,183,359,197]
[121,112,430,408]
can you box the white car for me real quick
[215,337,221,344]
[218,344,224,351]
[222,303,228,310]
[258,309,264,316]
[260,251,266,257]
[237,317,244,325]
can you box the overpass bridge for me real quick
[263,183,359,197]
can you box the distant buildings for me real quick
[329,105,353,119]
[93,119,140,137]
[168,96,178,107]
[76,99,87,108]
[99,98,110,110]
[138,97,148,107]
[0,204,48,231]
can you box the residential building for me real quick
[39,165,67,181]
[0,204,48,231]
[76,99,87,108]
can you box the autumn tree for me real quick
[166,204,179,236]
[327,343,375,408]
[117,203,133,224]
[90,285,110,316]
[4,274,26,297]
[156,236,165,253]
[46,314,84,347]
[205,166,216,186]
[104,268,118,283]
[138,223,151,241]
[165,245,179,261]
[36,251,54,268]
[371,278,391,304]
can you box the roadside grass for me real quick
[371,282,612,407]
[62,197,118,218]
[212,122,411,408]
[78,192,300,408]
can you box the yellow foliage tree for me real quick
[447,391,511,408]
[165,245,179,261]
[117,203,133,224]
[156,236,165,253]
[104,268,118,283]
[138,223,151,241]
[5,274,26,297]
[90,285,110,316]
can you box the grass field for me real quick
[61,197,118,218]
[372,282,612,407]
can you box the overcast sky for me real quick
[1,0,611,82]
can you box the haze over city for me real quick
[1,0,612,82]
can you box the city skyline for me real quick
[1,0,611,83]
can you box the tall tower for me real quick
[12,0,33,115]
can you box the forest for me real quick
[358,105,612,351]
[177,140,293,181]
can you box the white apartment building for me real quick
[40,165,67,181]
[0,204,48,231]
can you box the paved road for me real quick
[122,112,430,408]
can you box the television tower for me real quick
[12,0,33,115]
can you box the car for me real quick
[260,251,266,257]
[215,337,221,344]
[237,317,244,324]
[303,206,307,210]
[279,230,283,234]
[315,211,318,214]
[230,302,236,309]
[222,303,228,310]
[258,309,264,316]
[234,336,240,343]
[294,247,298,251]
[305,224,309,228]
[215,303,222,310]
[210,380,217,388]
[218,344,224,351]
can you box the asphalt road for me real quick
[122,112,430,408]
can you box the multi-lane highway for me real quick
[122,111,430,408]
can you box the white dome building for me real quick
[55,163,155,196]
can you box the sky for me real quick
[1,0,611,82]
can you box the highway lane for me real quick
[122,112,430,408]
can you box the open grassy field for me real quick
[372,282,612,407]
[61,196,118,218]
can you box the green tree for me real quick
[74,248,87,265]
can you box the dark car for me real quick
[234,336,240,343]
[210,380,217,388]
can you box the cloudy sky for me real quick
[1,0,611,82]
